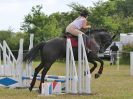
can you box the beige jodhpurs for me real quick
[66,25,84,36]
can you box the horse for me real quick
[24,29,116,92]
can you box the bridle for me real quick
[100,39,112,52]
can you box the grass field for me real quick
[0,61,133,99]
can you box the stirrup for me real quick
[87,48,92,53]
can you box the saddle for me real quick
[64,32,92,49]
[64,32,78,47]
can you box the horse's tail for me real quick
[24,41,45,63]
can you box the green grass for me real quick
[0,61,133,99]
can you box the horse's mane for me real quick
[62,28,109,39]
[85,28,109,37]
[90,28,108,33]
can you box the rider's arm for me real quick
[82,19,91,29]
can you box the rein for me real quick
[102,40,112,50]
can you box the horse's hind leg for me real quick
[95,58,104,79]
[39,62,52,92]
[89,60,97,73]
[29,63,44,92]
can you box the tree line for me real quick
[0,0,133,54]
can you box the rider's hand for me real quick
[87,25,91,28]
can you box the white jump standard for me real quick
[78,34,91,94]
[66,38,78,94]
[65,34,91,95]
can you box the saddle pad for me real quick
[67,37,78,47]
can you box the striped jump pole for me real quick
[22,76,66,83]
[45,75,65,79]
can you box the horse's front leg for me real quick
[39,63,52,93]
[87,52,98,74]
[95,57,104,79]
[29,63,44,92]
[88,60,97,73]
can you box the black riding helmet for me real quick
[80,10,89,18]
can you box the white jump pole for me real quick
[3,41,17,77]
[130,52,133,76]
[117,51,120,70]
[26,34,34,78]
[25,34,34,86]
[78,34,91,94]
[16,39,24,86]
[66,39,78,94]
[28,34,34,76]
[3,41,6,76]
[66,39,69,93]
[0,43,3,66]
[78,35,82,94]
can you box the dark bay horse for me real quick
[24,29,116,92]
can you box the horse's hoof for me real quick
[38,89,41,93]
[29,87,32,92]
[39,86,41,93]
[95,73,100,79]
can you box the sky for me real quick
[0,0,107,32]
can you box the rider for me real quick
[66,10,91,36]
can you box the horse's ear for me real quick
[111,34,116,40]
[112,31,120,40]
[111,33,120,40]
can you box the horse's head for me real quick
[86,29,116,53]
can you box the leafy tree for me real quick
[0,30,12,42]
[21,5,47,42]
[21,5,63,43]
[125,0,133,16]
[89,0,133,33]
